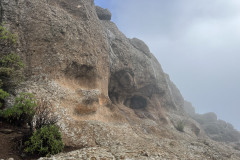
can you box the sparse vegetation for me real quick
[0,94,64,157]
[0,23,17,45]
[34,99,59,130]
[24,125,64,156]
[0,24,23,108]
[176,121,184,132]
[0,93,37,126]
[24,100,63,157]
[0,53,25,91]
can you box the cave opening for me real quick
[65,61,97,88]
[108,69,135,104]
[129,95,147,109]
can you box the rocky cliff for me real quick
[1,0,240,159]
[184,101,240,148]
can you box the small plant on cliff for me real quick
[0,53,25,91]
[176,121,185,132]
[0,25,22,107]
[33,99,59,130]
[0,23,17,45]
[0,93,37,126]
[24,125,64,156]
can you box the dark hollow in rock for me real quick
[108,92,119,104]
[65,61,97,88]
[96,6,112,20]
[129,95,147,109]
[108,69,135,104]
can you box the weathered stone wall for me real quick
[1,0,112,146]
[0,0,220,146]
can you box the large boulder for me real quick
[202,112,218,122]
[130,38,151,57]
[96,6,112,20]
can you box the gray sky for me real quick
[95,0,240,130]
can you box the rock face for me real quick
[0,0,174,147]
[165,74,184,110]
[1,0,240,159]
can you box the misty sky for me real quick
[95,0,240,131]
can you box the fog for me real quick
[95,0,240,130]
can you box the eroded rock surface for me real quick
[1,0,240,159]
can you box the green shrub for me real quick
[0,23,22,91]
[0,23,17,45]
[0,53,25,91]
[0,53,24,69]
[176,121,184,132]
[0,93,37,125]
[24,125,64,156]
[0,89,9,108]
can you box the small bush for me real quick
[33,99,59,130]
[0,23,17,45]
[0,53,24,69]
[0,93,37,126]
[176,121,184,132]
[24,125,64,156]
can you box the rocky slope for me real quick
[1,0,240,159]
